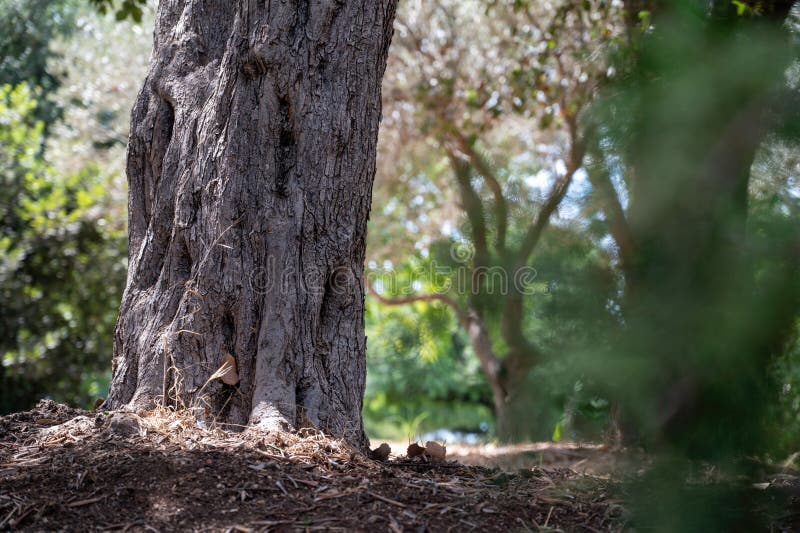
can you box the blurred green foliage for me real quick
[0,0,78,126]
[364,222,620,441]
[0,83,126,412]
[590,7,797,454]
[585,1,800,529]
[0,0,152,414]
[364,290,494,440]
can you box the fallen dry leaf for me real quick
[35,418,58,426]
[425,441,446,460]
[369,442,391,461]
[407,442,426,458]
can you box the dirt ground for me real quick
[3,401,800,532]
[0,401,628,532]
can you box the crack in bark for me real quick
[275,95,295,198]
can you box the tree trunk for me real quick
[462,311,504,414]
[107,0,397,448]
[461,308,523,441]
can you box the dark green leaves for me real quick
[89,0,147,22]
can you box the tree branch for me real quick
[453,133,509,258]
[586,143,637,284]
[517,121,588,265]
[445,145,493,299]
[365,281,470,328]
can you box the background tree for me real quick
[368,0,625,439]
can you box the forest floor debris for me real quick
[3,401,799,531]
[0,401,626,531]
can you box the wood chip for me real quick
[66,496,104,507]
[388,517,403,533]
[275,480,290,497]
[368,491,406,508]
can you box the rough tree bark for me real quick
[107,0,397,448]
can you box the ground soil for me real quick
[3,401,800,532]
[1,401,626,531]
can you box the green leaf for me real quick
[731,1,748,16]
[552,421,563,442]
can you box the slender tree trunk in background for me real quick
[107,0,397,448]
[367,284,520,439]
[466,305,534,441]
[462,309,508,436]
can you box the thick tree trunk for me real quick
[107,0,397,448]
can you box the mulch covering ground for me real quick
[0,401,625,532]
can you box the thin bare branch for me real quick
[365,280,469,328]
[453,132,509,258]
[586,143,637,283]
[517,128,588,266]
[444,143,491,269]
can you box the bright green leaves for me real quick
[731,0,757,17]
[364,290,492,440]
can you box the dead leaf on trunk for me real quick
[217,353,240,385]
